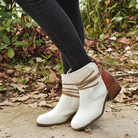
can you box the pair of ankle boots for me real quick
[37,62,121,130]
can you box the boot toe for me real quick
[36,114,47,125]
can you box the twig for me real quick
[96,42,106,55]
[113,72,138,79]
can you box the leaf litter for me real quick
[0,26,138,120]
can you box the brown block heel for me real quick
[107,78,121,100]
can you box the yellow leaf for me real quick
[106,18,110,24]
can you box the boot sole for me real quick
[73,78,121,131]
[37,113,75,127]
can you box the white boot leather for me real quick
[36,74,79,126]
[67,62,121,130]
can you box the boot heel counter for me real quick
[101,69,114,91]
[101,69,121,100]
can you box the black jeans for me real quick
[15,0,91,73]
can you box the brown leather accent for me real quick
[107,79,121,100]
[62,83,79,98]
[74,65,102,90]
[96,61,114,91]
[101,68,114,91]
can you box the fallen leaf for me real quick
[18,96,29,101]
[49,71,57,83]
[10,84,27,92]
[10,97,18,102]
[37,82,46,89]
[67,124,71,127]
[0,93,2,98]
[114,96,124,103]
[50,125,59,130]
[36,26,46,36]
[36,57,42,62]
[85,131,92,135]
[33,93,47,99]
[24,99,34,104]
[3,53,11,62]
[0,99,13,106]
[45,103,56,108]
[0,72,10,80]
[7,69,15,74]
[24,67,32,72]
[11,77,19,82]
[109,37,116,40]
[38,101,47,106]
[0,54,3,62]
[28,102,38,109]
[50,87,57,95]
[0,99,8,106]
[48,93,59,98]
[14,102,21,106]
[85,39,91,47]
[47,99,58,104]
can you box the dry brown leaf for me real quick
[11,84,26,92]
[48,93,59,98]
[37,82,46,89]
[84,126,92,135]
[133,95,138,99]
[45,103,56,108]
[10,97,18,102]
[33,93,47,99]
[36,57,42,62]
[50,125,59,130]
[38,101,47,106]
[0,72,10,80]
[38,77,46,82]
[13,65,21,70]
[120,37,129,44]
[7,69,14,74]
[114,96,124,103]
[85,131,92,135]
[36,26,46,36]
[85,39,91,47]
[28,102,38,109]
[18,96,29,101]
[24,99,34,104]
[47,99,58,104]
[49,71,57,83]
[11,77,19,83]
[50,87,57,95]
[0,54,3,62]
[24,67,32,72]
[67,124,71,127]
[0,93,3,98]
[3,53,11,62]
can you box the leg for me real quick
[15,0,91,72]
[15,0,121,129]
[56,0,85,73]
[15,0,85,126]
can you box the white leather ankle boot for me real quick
[36,74,79,126]
[67,62,121,130]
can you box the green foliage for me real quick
[0,0,38,59]
[80,0,138,38]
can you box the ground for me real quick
[0,101,138,138]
